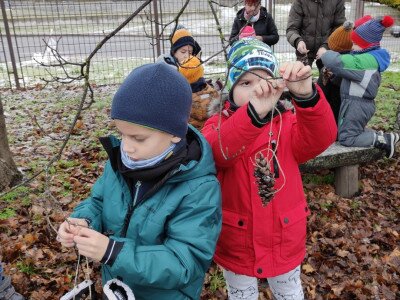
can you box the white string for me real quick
[252,102,287,202]
[73,253,81,300]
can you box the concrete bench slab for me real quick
[300,142,385,198]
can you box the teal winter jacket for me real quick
[71,126,222,299]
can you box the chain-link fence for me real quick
[1,0,399,89]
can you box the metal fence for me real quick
[0,0,399,89]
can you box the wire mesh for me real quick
[0,0,399,89]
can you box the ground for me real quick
[0,82,399,299]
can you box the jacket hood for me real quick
[368,48,391,72]
[237,6,268,20]
[100,125,216,184]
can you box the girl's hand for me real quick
[280,61,313,98]
[73,227,109,262]
[249,77,285,119]
[57,218,88,248]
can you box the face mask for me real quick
[249,11,260,23]
[120,141,176,170]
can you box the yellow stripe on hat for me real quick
[172,28,192,44]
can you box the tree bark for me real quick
[0,96,21,191]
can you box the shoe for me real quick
[0,276,25,300]
[374,131,400,158]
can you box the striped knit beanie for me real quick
[226,38,278,93]
[171,27,201,56]
[328,21,354,52]
[351,15,394,49]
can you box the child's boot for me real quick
[374,131,400,158]
[0,276,25,300]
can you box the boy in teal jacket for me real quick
[57,63,222,299]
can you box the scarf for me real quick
[120,141,176,170]
[244,10,260,23]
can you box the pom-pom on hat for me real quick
[178,56,204,84]
[351,15,394,49]
[239,25,256,39]
[111,63,192,138]
[226,38,279,93]
[171,27,201,56]
[328,21,354,52]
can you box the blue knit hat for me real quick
[111,63,192,138]
[226,38,279,93]
[351,15,394,49]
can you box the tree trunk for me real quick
[0,96,21,191]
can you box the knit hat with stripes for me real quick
[328,21,353,52]
[171,27,201,56]
[226,38,278,93]
[351,15,394,49]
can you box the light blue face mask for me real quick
[120,141,176,170]
[249,14,259,23]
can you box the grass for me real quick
[370,71,400,131]
[0,208,16,220]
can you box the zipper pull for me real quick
[132,180,142,207]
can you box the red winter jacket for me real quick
[202,86,337,278]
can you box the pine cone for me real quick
[254,153,275,207]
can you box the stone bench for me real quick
[300,142,385,198]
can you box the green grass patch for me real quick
[16,261,38,275]
[0,186,30,203]
[302,173,334,185]
[0,208,16,220]
[369,71,400,131]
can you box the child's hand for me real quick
[249,77,285,119]
[57,218,88,248]
[73,227,109,262]
[280,61,313,98]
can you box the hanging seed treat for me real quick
[254,153,275,206]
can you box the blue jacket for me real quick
[71,126,222,299]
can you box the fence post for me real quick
[350,0,364,22]
[152,0,161,58]
[0,0,20,89]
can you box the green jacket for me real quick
[71,127,222,299]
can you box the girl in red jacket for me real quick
[202,38,337,299]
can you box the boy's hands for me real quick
[73,227,109,262]
[57,218,88,248]
[249,77,285,119]
[57,218,109,262]
[280,61,313,98]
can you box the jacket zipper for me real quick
[132,181,141,207]
[120,180,141,237]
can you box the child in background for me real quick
[157,26,201,68]
[57,63,221,299]
[321,15,400,158]
[316,21,354,125]
[202,38,337,299]
[239,25,256,40]
[178,56,220,130]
